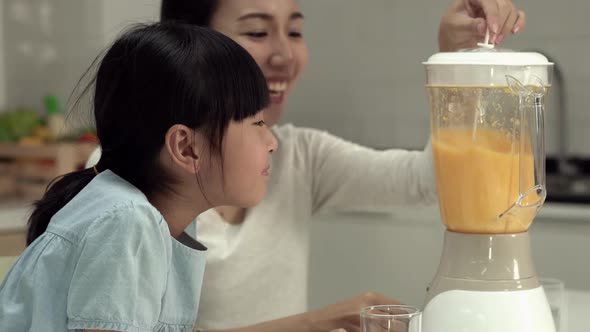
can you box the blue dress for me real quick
[0,170,206,331]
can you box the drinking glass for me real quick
[360,305,421,332]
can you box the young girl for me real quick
[0,23,277,332]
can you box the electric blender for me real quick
[421,39,555,332]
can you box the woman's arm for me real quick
[203,292,399,332]
[296,127,436,215]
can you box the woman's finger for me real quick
[498,1,518,42]
[512,10,526,34]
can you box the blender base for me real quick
[422,286,555,332]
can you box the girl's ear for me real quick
[164,124,201,174]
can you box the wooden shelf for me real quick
[0,142,98,200]
[0,143,96,158]
[0,143,96,172]
[0,231,26,256]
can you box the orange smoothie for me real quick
[432,128,538,234]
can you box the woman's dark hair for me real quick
[160,0,218,26]
[27,22,269,245]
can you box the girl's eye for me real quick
[245,32,267,38]
[254,120,266,127]
[289,31,303,38]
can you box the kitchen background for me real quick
[0,0,588,327]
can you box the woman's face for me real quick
[210,0,309,126]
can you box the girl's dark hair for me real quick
[160,0,218,26]
[27,23,269,245]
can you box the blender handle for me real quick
[506,75,547,211]
[520,89,547,207]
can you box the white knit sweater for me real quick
[189,124,437,330]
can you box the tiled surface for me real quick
[0,1,6,109]
[1,0,588,153]
[287,0,590,155]
[1,0,157,115]
[2,0,101,113]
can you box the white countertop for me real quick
[0,200,589,232]
[538,203,590,221]
[0,201,588,330]
[565,289,590,332]
[0,200,33,232]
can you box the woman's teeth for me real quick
[268,82,288,94]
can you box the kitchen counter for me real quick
[1,254,587,330]
[0,200,31,255]
[539,202,590,221]
[1,200,589,232]
[0,199,32,232]
[0,200,588,329]
[565,289,590,332]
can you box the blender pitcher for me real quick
[422,47,557,332]
[424,48,553,234]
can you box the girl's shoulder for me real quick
[46,170,167,246]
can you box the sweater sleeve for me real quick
[294,127,437,214]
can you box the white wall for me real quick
[0,1,6,110]
[0,0,158,115]
[288,0,590,155]
[100,0,159,45]
[286,0,445,150]
[5,0,588,154]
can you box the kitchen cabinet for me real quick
[0,231,25,256]
[0,200,30,256]
[308,204,590,328]
[0,143,96,200]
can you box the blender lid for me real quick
[424,47,553,66]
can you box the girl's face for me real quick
[210,0,309,126]
[200,112,278,208]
